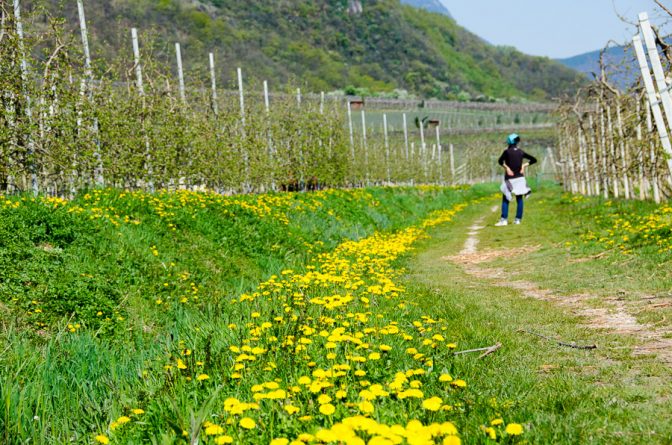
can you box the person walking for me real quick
[495,133,537,226]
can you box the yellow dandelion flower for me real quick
[239,417,256,429]
[358,400,375,413]
[421,396,443,411]
[319,404,336,415]
[284,405,300,415]
[442,436,461,445]
[317,394,332,405]
[505,423,524,435]
[204,424,224,436]
[483,426,497,440]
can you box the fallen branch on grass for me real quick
[454,342,502,359]
[519,329,597,350]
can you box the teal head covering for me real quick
[507,133,520,146]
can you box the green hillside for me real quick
[38,0,584,101]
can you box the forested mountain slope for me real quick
[401,0,452,17]
[37,0,585,100]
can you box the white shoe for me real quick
[514,219,521,225]
[495,219,508,227]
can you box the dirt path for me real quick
[444,206,672,365]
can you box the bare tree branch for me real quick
[654,0,672,18]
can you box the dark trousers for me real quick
[501,195,524,220]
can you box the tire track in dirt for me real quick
[444,206,672,365]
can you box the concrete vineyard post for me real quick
[236,68,249,188]
[297,88,301,107]
[320,92,325,115]
[633,34,672,179]
[606,106,619,198]
[636,100,646,200]
[588,113,600,196]
[419,120,427,182]
[263,81,271,114]
[564,126,578,193]
[577,125,587,195]
[402,113,409,160]
[361,109,368,183]
[436,126,443,184]
[646,102,661,203]
[175,43,186,104]
[598,107,609,198]
[383,113,390,183]
[557,135,568,192]
[615,105,630,199]
[347,101,355,162]
[13,0,38,196]
[131,28,144,96]
[449,143,455,184]
[131,28,153,190]
[419,119,426,157]
[209,53,218,115]
[77,0,103,187]
[77,0,92,84]
[237,67,245,127]
[639,12,672,133]
[263,80,273,158]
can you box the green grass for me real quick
[0,186,490,444]
[405,184,672,444]
[1,184,670,444]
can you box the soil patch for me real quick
[445,210,672,365]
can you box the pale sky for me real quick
[441,0,670,59]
